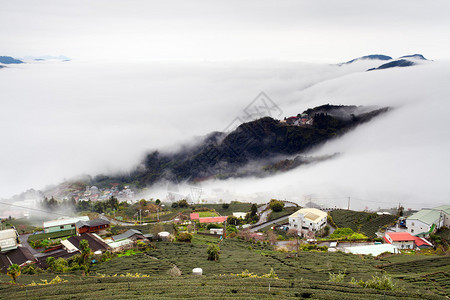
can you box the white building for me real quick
[406,205,450,236]
[232,212,247,219]
[0,229,19,252]
[384,232,433,249]
[288,208,327,235]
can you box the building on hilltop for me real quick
[288,208,327,237]
[405,205,450,236]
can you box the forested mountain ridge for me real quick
[91,104,389,188]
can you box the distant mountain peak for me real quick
[0,56,24,64]
[399,54,427,60]
[367,59,416,71]
[343,54,393,65]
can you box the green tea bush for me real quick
[177,232,193,243]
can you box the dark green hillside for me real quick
[330,210,398,238]
[92,105,389,188]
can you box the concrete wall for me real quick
[392,241,414,249]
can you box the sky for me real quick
[1,1,450,62]
[1,1,450,210]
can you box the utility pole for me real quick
[223,220,227,239]
[347,197,350,210]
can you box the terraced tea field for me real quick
[330,210,397,237]
[0,275,446,299]
[377,256,450,297]
[89,235,399,284]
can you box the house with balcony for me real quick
[288,208,327,237]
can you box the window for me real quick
[412,222,415,226]
[411,229,414,233]
[71,224,75,227]
[60,226,64,229]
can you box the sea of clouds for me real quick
[1,58,449,210]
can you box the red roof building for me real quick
[190,213,199,220]
[198,216,228,223]
[384,232,433,249]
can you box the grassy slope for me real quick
[268,206,298,221]
[197,202,253,216]
[330,210,398,238]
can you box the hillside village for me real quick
[280,113,314,126]
[1,198,449,298]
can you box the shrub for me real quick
[178,199,189,208]
[351,275,397,291]
[206,243,220,261]
[22,264,42,275]
[269,200,284,212]
[7,264,21,283]
[261,268,278,279]
[226,225,237,234]
[328,270,346,283]
[222,203,230,209]
[177,232,193,243]
[227,216,242,226]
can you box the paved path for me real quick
[252,201,299,229]
[19,233,41,256]
[250,215,290,232]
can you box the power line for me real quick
[0,201,73,218]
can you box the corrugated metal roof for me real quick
[0,229,17,240]
[76,218,110,228]
[385,232,416,241]
[43,216,90,228]
[433,205,450,215]
[112,229,143,241]
[407,209,441,225]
